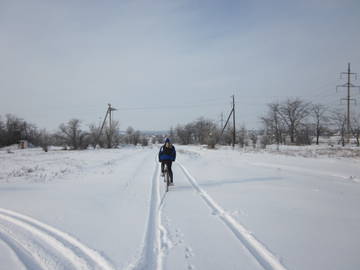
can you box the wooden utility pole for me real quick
[220,95,236,148]
[337,63,359,144]
[96,104,117,148]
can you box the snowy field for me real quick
[0,145,359,270]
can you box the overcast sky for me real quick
[1,0,360,131]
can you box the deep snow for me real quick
[0,145,359,270]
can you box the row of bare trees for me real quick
[0,114,49,149]
[0,114,149,151]
[56,119,147,150]
[169,117,249,148]
[169,118,220,148]
[261,98,360,146]
[169,119,258,148]
[167,98,360,148]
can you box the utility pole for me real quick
[336,63,360,144]
[96,104,117,148]
[220,95,236,148]
[108,103,117,147]
[108,103,117,131]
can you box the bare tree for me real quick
[124,126,141,145]
[351,113,360,146]
[0,114,40,147]
[295,123,313,145]
[249,130,258,149]
[330,110,347,146]
[261,102,285,146]
[0,116,5,147]
[174,118,220,146]
[238,126,247,148]
[193,118,218,145]
[175,124,193,145]
[133,130,141,145]
[88,123,103,149]
[4,114,24,146]
[278,99,310,143]
[221,125,233,145]
[125,126,135,144]
[206,124,220,149]
[193,118,209,144]
[311,104,329,145]
[104,120,121,148]
[140,136,149,146]
[259,129,270,149]
[38,129,52,152]
[58,119,89,150]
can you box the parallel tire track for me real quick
[0,208,115,270]
[0,225,44,270]
[126,161,163,270]
[177,162,288,270]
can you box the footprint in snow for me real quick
[172,228,184,246]
[185,247,196,270]
[185,246,194,258]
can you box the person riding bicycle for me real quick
[158,138,176,185]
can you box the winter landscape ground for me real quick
[0,145,359,270]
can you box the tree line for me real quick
[2,97,359,151]
[167,98,360,148]
[0,115,148,151]
[261,98,360,147]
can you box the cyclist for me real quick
[158,138,176,185]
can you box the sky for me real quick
[1,0,360,132]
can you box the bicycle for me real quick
[163,163,171,192]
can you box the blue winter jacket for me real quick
[159,145,176,162]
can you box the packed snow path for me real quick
[140,163,287,270]
[128,157,287,269]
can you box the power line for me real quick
[115,101,229,111]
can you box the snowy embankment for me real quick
[0,145,359,270]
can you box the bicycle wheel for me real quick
[165,165,170,192]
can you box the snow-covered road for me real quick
[0,146,359,270]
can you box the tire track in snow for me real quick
[0,208,115,270]
[127,160,171,270]
[0,225,44,270]
[177,162,288,270]
[0,233,27,270]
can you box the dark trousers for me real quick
[161,161,173,183]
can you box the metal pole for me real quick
[336,63,359,146]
